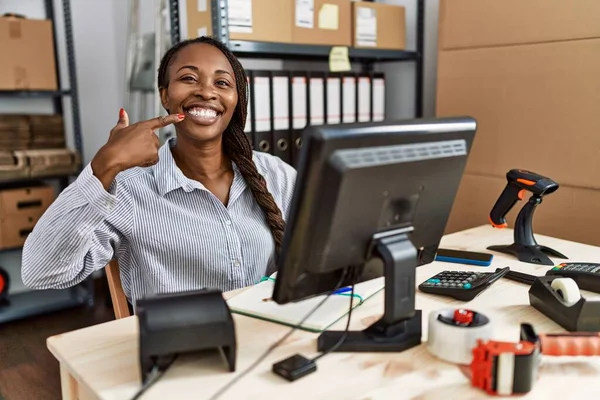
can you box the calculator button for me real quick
[463,283,472,289]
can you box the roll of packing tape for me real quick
[427,308,492,365]
[551,277,581,307]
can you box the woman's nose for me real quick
[193,83,217,99]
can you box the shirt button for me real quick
[233,260,241,267]
[225,220,232,226]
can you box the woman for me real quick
[21,37,296,305]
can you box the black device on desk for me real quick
[435,248,493,267]
[504,263,600,294]
[487,169,568,265]
[418,267,510,301]
[272,116,477,361]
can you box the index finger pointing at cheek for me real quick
[146,114,185,130]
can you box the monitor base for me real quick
[317,310,422,352]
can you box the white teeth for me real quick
[188,107,218,118]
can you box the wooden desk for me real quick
[47,226,600,399]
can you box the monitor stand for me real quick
[317,232,422,353]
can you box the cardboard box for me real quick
[292,0,351,46]
[0,213,40,249]
[438,0,600,50]
[351,2,406,50]
[186,0,293,43]
[0,186,55,219]
[445,174,600,247]
[436,38,600,190]
[0,16,58,90]
[0,186,54,250]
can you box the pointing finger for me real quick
[146,113,185,129]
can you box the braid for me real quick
[158,36,286,261]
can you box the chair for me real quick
[105,260,131,319]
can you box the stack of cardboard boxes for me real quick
[437,0,600,246]
[185,0,406,50]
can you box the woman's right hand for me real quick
[91,109,185,190]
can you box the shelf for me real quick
[0,284,92,324]
[227,40,419,62]
[0,90,71,98]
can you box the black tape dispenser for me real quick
[487,169,567,265]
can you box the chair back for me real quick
[106,260,131,319]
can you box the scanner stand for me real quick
[488,195,567,266]
[317,233,422,353]
[136,288,236,384]
[529,276,600,332]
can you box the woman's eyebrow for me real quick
[176,65,198,73]
[176,66,232,77]
[215,69,233,77]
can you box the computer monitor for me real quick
[272,116,477,353]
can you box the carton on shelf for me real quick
[0,16,58,90]
[185,0,294,43]
[351,1,406,50]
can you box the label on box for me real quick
[356,7,377,47]
[318,4,339,30]
[228,0,253,33]
[197,0,207,12]
[296,0,314,29]
[197,26,208,37]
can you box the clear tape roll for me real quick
[427,308,492,365]
[551,277,581,307]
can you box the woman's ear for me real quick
[159,87,169,113]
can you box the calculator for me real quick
[546,263,600,293]
[418,267,510,301]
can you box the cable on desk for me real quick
[130,355,178,400]
[206,271,350,400]
[310,282,355,362]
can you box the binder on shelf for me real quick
[357,73,372,122]
[250,71,272,153]
[271,71,292,164]
[244,75,253,145]
[325,73,342,125]
[308,72,325,127]
[290,72,308,168]
[373,72,386,121]
[342,72,357,124]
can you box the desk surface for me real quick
[47,226,600,399]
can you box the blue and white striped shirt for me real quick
[21,139,296,304]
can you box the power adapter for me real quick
[272,354,317,382]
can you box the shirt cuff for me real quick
[76,162,120,216]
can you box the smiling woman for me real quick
[19,36,297,307]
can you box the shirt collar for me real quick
[153,137,246,201]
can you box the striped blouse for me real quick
[21,138,297,305]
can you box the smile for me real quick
[184,106,222,125]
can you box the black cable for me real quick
[207,272,349,400]
[130,355,178,400]
[309,282,355,362]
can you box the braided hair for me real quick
[157,36,286,259]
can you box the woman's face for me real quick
[160,42,238,143]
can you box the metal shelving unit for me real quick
[168,0,425,118]
[0,0,93,324]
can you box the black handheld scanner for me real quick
[489,169,559,228]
